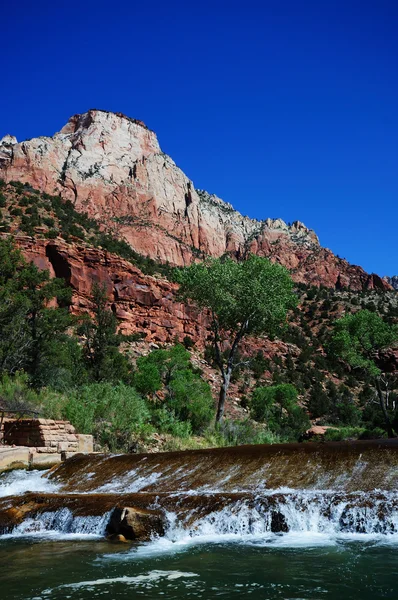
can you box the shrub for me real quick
[10,207,22,217]
[151,406,192,438]
[323,427,365,442]
[134,344,215,432]
[0,373,40,415]
[168,369,214,432]
[250,384,310,441]
[43,217,55,228]
[214,419,281,446]
[182,335,194,349]
[251,351,269,379]
[61,382,151,452]
[133,362,162,395]
[307,383,331,418]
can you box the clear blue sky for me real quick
[2,0,397,276]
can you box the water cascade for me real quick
[0,440,397,543]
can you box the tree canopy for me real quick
[175,255,297,421]
[330,310,398,436]
[329,310,398,377]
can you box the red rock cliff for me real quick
[0,109,389,291]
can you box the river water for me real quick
[1,533,397,599]
[0,442,397,599]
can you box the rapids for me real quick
[1,440,397,598]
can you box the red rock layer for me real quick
[16,235,209,343]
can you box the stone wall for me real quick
[0,419,94,471]
[3,419,79,453]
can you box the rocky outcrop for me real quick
[0,109,389,290]
[384,276,398,291]
[11,234,209,343]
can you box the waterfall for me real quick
[3,508,111,539]
[1,440,397,544]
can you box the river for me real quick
[0,441,397,599]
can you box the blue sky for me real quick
[1,0,397,276]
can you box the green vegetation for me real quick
[1,177,397,448]
[250,384,310,441]
[0,237,77,388]
[330,310,398,437]
[0,180,174,278]
[175,254,297,422]
[0,237,215,450]
[134,344,214,433]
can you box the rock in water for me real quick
[107,506,165,541]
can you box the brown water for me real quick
[50,439,398,493]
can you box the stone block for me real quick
[30,453,62,469]
[77,434,94,453]
[0,447,30,473]
[57,442,70,452]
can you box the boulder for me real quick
[107,506,165,541]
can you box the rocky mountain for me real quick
[0,109,390,291]
[385,276,398,290]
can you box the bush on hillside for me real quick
[250,384,310,441]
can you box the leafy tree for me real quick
[0,238,75,386]
[167,368,214,431]
[134,344,214,432]
[307,382,331,418]
[250,383,309,440]
[134,344,214,431]
[329,310,398,437]
[79,283,131,382]
[175,255,297,421]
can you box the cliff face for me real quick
[0,109,389,291]
[14,235,208,343]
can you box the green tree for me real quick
[0,238,76,386]
[329,310,398,437]
[134,344,214,432]
[175,255,297,421]
[79,283,131,382]
[250,383,309,440]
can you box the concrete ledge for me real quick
[30,452,62,470]
[0,447,30,473]
[0,445,93,473]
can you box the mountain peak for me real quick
[60,109,151,135]
[0,111,391,291]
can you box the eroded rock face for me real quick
[11,235,210,343]
[0,109,388,290]
[384,276,398,291]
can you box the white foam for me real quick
[43,570,198,593]
[95,469,161,493]
[0,469,59,497]
[2,508,111,540]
